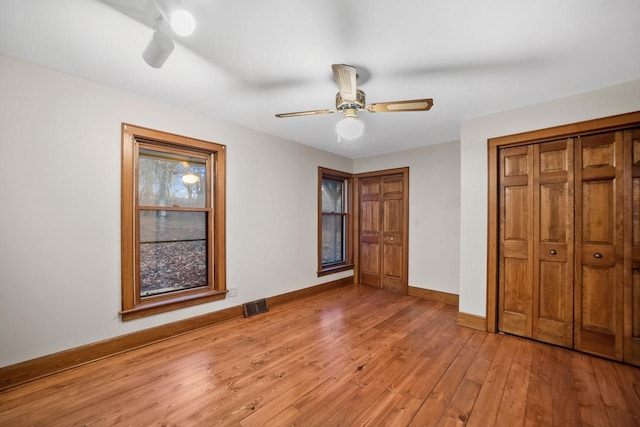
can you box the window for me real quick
[318,167,353,276]
[121,124,226,320]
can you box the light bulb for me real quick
[336,117,364,139]
[170,10,195,36]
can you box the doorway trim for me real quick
[354,167,410,294]
[486,111,640,333]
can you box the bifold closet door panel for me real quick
[574,132,625,360]
[358,173,407,293]
[499,145,534,337]
[532,140,574,348]
[380,174,405,293]
[359,177,382,288]
[625,128,640,366]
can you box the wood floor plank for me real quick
[572,351,612,426]
[436,333,503,426]
[548,345,581,427]
[524,343,553,427]
[494,337,534,426]
[408,331,486,426]
[589,356,636,426]
[612,362,640,425]
[464,334,518,427]
[1,285,638,427]
[437,378,483,427]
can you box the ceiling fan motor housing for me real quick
[336,89,366,111]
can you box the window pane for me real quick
[138,149,206,208]
[322,178,344,213]
[139,210,207,297]
[322,214,344,264]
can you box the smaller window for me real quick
[318,167,353,276]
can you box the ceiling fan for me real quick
[275,64,434,139]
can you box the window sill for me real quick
[120,290,227,321]
[317,263,354,277]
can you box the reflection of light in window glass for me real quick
[138,149,207,207]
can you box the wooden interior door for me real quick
[574,132,624,360]
[625,128,640,365]
[498,145,534,337]
[359,177,382,288]
[532,140,574,347]
[358,170,408,293]
[380,174,405,293]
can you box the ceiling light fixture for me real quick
[142,30,175,68]
[336,108,364,139]
[170,9,196,36]
[142,4,195,68]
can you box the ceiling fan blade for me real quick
[366,98,434,113]
[275,109,334,118]
[332,64,357,102]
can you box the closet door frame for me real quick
[487,111,640,333]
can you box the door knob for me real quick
[593,252,602,259]
[549,249,557,255]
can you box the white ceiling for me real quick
[1,0,639,158]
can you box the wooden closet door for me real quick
[625,128,640,365]
[359,177,382,288]
[574,132,624,360]
[532,140,574,347]
[358,173,407,293]
[380,174,405,293]
[498,145,534,337]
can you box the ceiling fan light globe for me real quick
[170,10,196,36]
[336,117,364,139]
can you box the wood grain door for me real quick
[359,176,382,288]
[532,140,574,347]
[499,140,574,346]
[380,174,405,293]
[358,171,408,293]
[574,132,624,360]
[625,128,640,365]
[498,145,534,338]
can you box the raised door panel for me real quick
[575,132,624,360]
[359,178,381,287]
[499,145,533,337]
[381,175,405,293]
[533,140,574,347]
[625,128,640,366]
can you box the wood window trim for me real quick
[486,111,640,333]
[317,167,354,276]
[121,123,226,321]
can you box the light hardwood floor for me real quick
[1,285,639,426]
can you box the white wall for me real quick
[459,79,640,317]
[0,54,353,367]
[354,141,461,295]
